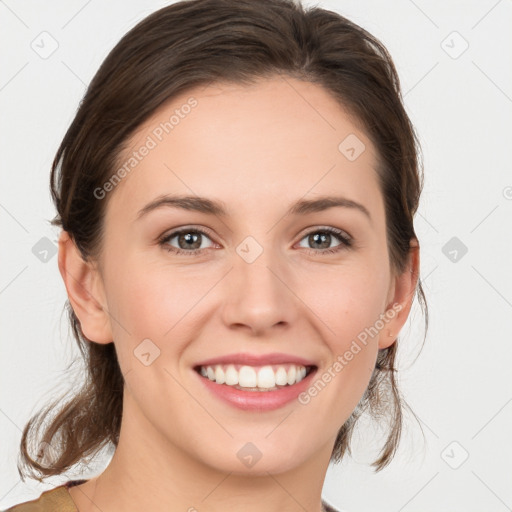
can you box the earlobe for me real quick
[378,241,420,350]
[57,230,113,344]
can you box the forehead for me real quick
[106,76,382,221]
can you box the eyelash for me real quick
[158,226,353,257]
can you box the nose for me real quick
[220,249,299,336]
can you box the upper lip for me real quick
[194,352,317,368]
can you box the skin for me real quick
[60,75,419,512]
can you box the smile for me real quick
[195,363,314,391]
[194,363,318,411]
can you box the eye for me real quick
[158,227,216,256]
[296,227,353,255]
[158,226,353,257]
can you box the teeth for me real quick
[257,366,275,388]
[239,365,257,387]
[275,366,288,386]
[215,365,225,384]
[198,363,309,390]
[287,365,296,385]
[225,365,238,385]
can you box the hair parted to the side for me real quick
[18,0,428,482]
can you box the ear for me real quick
[57,230,113,344]
[379,239,420,350]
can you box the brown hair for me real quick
[18,0,428,481]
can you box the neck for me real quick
[69,389,335,512]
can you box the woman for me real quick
[6,0,427,510]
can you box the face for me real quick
[72,76,413,476]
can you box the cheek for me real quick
[297,263,388,408]
[300,263,389,348]
[104,255,215,349]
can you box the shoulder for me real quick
[2,482,81,512]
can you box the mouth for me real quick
[193,363,318,392]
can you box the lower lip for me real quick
[194,367,318,411]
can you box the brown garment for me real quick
[3,480,341,512]
[2,480,84,512]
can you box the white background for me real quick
[1,1,511,511]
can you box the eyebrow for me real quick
[136,194,372,222]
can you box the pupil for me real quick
[181,232,200,249]
[311,232,329,249]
